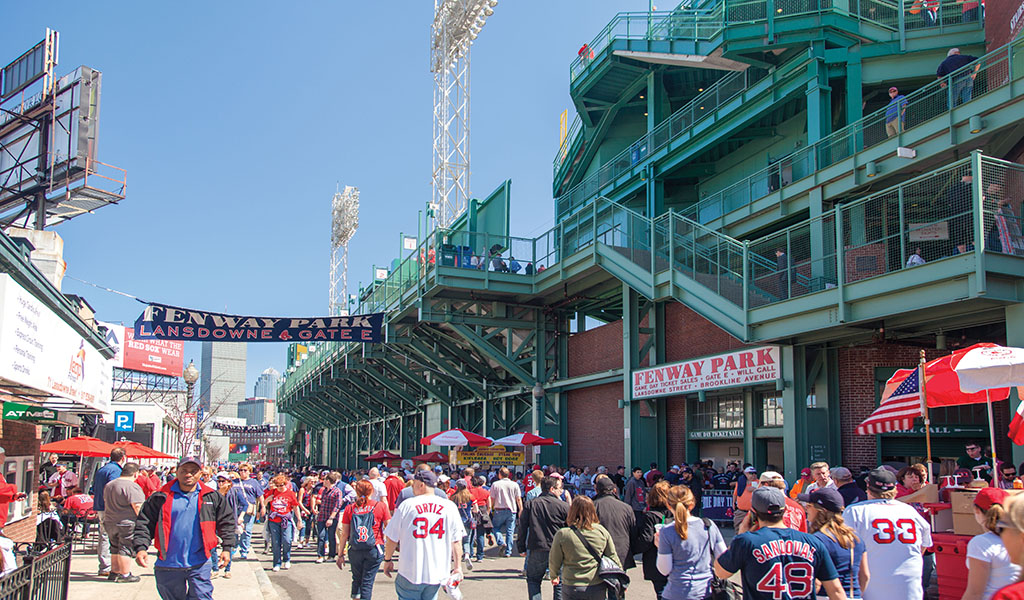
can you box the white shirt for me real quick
[384,492,466,585]
[843,499,933,600]
[804,479,837,493]
[368,477,388,504]
[967,531,1021,600]
[489,479,520,510]
[0,536,14,577]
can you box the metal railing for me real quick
[556,62,779,218]
[0,543,71,600]
[554,114,583,174]
[682,36,1015,225]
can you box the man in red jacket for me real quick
[0,447,26,528]
[383,468,404,512]
[132,457,236,600]
[135,465,160,498]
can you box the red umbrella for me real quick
[491,432,560,446]
[420,428,493,447]
[39,436,115,458]
[365,450,403,461]
[410,451,450,463]
[113,440,175,460]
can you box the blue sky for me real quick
[2,1,645,394]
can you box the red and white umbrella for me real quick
[952,343,1024,393]
[420,428,493,447]
[491,432,560,446]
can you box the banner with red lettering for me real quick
[632,346,781,399]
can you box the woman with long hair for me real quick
[451,480,479,570]
[656,485,727,600]
[337,479,390,600]
[961,488,1020,600]
[297,476,317,548]
[263,474,301,572]
[549,495,620,599]
[634,480,674,599]
[797,488,868,598]
[211,473,245,579]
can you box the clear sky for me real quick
[2,1,647,394]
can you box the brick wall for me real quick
[568,320,622,377]
[0,417,40,542]
[566,383,624,468]
[666,397,687,466]
[664,303,748,363]
[833,344,1009,469]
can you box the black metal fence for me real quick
[0,543,71,600]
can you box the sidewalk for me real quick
[68,550,277,600]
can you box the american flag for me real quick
[856,368,924,435]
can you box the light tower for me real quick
[330,186,359,316]
[430,0,498,228]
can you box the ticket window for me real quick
[698,440,744,470]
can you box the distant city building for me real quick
[254,367,280,399]
[200,342,247,420]
[237,396,277,426]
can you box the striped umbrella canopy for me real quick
[490,432,560,446]
[420,428,493,447]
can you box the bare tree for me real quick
[151,379,235,458]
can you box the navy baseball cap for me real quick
[177,456,202,468]
[414,470,438,487]
[798,488,845,513]
[867,467,898,492]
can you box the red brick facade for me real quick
[664,303,748,363]
[566,382,624,467]
[0,417,41,542]
[666,397,687,466]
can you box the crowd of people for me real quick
[9,440,1024,600]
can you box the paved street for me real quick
[255,529,663,600]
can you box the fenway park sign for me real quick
[632,346,781,399]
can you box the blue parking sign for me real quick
[114,411,135,432]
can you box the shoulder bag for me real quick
[700,518,741,600]
[570,526,630,600]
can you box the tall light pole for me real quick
[330,186,360,316]
[430,0,498,229]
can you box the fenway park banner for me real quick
[632,346,781,399]
[135,303,384,343]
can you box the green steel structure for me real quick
[281,0,1024,480]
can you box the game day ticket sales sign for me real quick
[632,346,781,399]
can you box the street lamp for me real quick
[183,360,199,410]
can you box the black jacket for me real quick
[593,493,636,569]
[133,480,237,561]
[517,492,568,553]
[632,506,673,582]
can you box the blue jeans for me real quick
[154,562,214,600]
[267,519,293,567]
[210,548,231,573]
[300,515,314,541]
[238,512,255,557]
[461,522,474,558]
[474,524,486,560]
[526,549,561,600]
[349,546,383,599]
[395,573,440,600]
[952,76,974,107]
[317,520,338,558]
[491,509,516,556]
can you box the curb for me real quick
[251,561,280,600]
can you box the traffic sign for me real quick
[114,411,135,432]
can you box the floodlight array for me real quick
[330,186,359,316]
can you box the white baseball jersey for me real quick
[384,492,466,585]
[369,477,388,503]
[842,499,932,600]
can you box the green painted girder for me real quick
[293,397,346,428]
[747,253,1024,344]
[449,323,535,385]
[342,372,405,416]
[406,335,487,398]
[419,298,538,329]
[358,361,422,408]
[320,383,376,421]
[329,377,391,418]
[304,387,361,424]
[651,266,747,339]
[380,356,453,406]
[417,326,504,382]
[706,80,1024,239]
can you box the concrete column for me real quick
[780,345,800,481]
[805,44,832,144]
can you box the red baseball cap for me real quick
[975,487,1009,512]
[801,468,812,476]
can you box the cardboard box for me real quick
[898,484,938,504]
[953,511,984,536]
[950,488,980,514]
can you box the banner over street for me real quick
[134,303,384,343]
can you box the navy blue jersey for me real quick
[718,527,839,600]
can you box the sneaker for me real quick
[98,570,111,578]
[211,571,221,579]
[283,562,291,570]
[106,572,118,582]
[272,566,280,572]
[238,554,248,561]
[316,557,325,564]
[464,557,473,572]
[116,574,141,583]
[224,572,232,579]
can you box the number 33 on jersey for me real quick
[843,499,933,600]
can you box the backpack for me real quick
[348,501,379,550]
